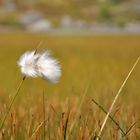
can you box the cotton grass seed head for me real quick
[36,51,61,83]
[18,50,61,83]
[18,50,39,77]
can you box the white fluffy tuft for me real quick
[18,50,61,83]
[36,51,61,83]
[18,50,39,77]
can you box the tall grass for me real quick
[97,57,140,139]
[0,33,140,139]
[0,76,26,131]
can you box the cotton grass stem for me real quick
[0,76,26,130]
[97,57,140,139]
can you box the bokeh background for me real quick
[0,0,140,33]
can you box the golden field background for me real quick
[0,32,140,139]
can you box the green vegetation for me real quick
[0,32,140,139]
[0,0,140,25]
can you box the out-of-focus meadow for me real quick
[0,32,140,139]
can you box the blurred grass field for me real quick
[0,32,140,139]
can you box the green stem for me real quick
[0,76,26,130]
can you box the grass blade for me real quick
[69,85,90,133]
[97,57,140,139]
[91,99,125,135]
[64,107,70,140]
[42,91,46,140]
[30,121,46,139]
[0,76,26,131]
[122,119,140,139]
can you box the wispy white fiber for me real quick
[36,51,61,83]
[18,50,61,83]
[18,50,39,77]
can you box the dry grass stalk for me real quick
[92,99,125,136]
[0,76,26,131]
[97,57,140,139]
[77,126,82,140]
[84,126,90,140]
